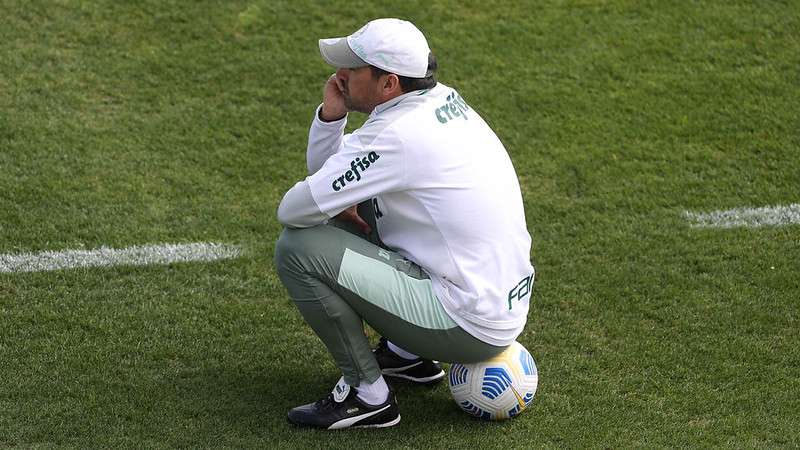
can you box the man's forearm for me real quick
[307,105,347,175]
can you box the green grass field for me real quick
[2,0,799,447]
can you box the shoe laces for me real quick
[314,393,337,410]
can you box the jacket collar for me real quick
[369,83,438,118]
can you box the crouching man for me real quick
[274,18,534,429]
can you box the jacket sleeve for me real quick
[277,121,405,227]
[306,123,405,217]
[276,181,329,228]
[307,105,347,175]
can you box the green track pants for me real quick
[274,202,505,386]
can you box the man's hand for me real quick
[335,205,372,235]
[320,74,347,122]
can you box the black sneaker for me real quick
[373,338,445,385]
[287,378,400,430]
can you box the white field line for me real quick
[684,203,800,229]
[0,242,241,274]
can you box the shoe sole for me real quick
[353,414,401,429]
[382,369,445,385]
[290,414,401,430]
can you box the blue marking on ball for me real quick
[449,364,468,386]
[519,349,536,376]
[481,367,513,400]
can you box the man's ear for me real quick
[383,73,402,95]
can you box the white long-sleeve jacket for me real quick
[278,83,534,346]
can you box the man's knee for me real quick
[274,227,304,273]
[273,226,333,274]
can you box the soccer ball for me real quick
[448,341,538,421]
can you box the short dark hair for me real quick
[370,53,438,93]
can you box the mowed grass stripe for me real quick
[684,203,800,229]
[0,242,241,273]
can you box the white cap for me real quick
[318,18,431,78]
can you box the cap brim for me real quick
[319,37,367,69]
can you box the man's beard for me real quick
[344,94,372,114]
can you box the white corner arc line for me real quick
[684,203,800,229]
[0,242,242,274]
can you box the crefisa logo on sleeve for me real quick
[331,151,381,191]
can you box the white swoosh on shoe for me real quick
[328,404,393,430]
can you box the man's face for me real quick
[336,66,383,114]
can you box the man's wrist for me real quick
[319,105,347,122]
